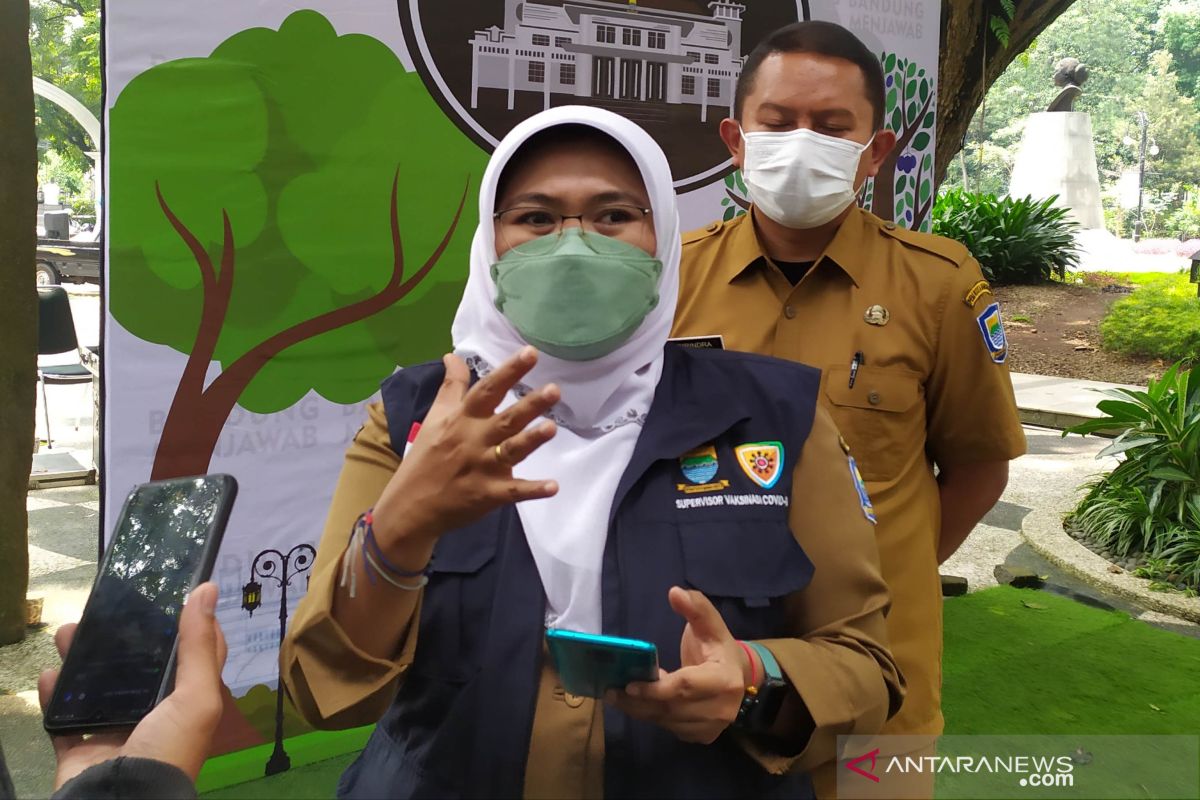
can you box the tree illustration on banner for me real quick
[868,51,936,231]
[721,171,749,222]
[108,11,487,479]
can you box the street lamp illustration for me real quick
[241,543,315,776]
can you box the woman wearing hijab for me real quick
[282,107,902,799]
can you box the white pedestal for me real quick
[1009,112,1104,230]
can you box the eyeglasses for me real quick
[493,203,653,256]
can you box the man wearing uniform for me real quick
[672,21,1027,798]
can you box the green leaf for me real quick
[919,180,931,205]
[905,61,917,78]
[913,132,931,151]
[906,101,919,124]
[919,81,929,104]
[884,52,896,73]
[905,81,918,100]
[895,175,906,194]
[1097,437,1159,458]
[886,88,897,111]
[923,111,935,128]
[1149,467,1196,482]
[990,15,1011,47]
[890,108,902,132]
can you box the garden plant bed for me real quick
[992,281,1166,386]
[1065,519,1196,594]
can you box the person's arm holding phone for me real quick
[611,408,902,768]
[37,582,227,799]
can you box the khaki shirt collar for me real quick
[723,205,870,288]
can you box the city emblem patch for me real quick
[677,444,729,494]
[734,442,784,490]
[976,302,1008,364]
[848,456,877,524]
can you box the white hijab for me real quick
[451,106,680,633]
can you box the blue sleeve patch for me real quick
[976,302,1008,364]
[848,456,877,524]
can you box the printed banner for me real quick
[102,0,940,763]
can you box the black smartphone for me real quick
[43,474,237,734]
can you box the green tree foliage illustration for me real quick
[721,170,748,222]
[108,11,487,479]
[868,51,936,231]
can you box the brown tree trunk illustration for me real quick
[871,89,934,225]
[149,172,470,479]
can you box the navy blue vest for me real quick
[338,346,821,799]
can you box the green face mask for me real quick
[491,228,662,362]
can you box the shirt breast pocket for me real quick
[825,365,925,483]
[677,516,813,642]
[411,518,500,683]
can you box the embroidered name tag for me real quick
[667,334,725,350]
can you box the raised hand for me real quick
[372,346,560,549]
[609,587,758,745]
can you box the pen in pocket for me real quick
[848,351,864,389]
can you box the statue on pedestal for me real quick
[1047,57,1088,112]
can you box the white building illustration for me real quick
[470,0,746,122]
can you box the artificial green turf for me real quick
[942,586,1200,735]
[201,751,357,799]
[203,587,1200,797]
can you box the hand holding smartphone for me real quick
[545,628,659,699]
[43,474,237,734]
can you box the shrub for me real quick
[1065,363,1200,588]
[1100,274,1200,363]
[932,189,1079,284]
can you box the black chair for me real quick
[37,286,92,451]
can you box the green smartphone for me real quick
[545,628,659,699]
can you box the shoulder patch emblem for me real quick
[848,457,877,524]
[976,302,1008,364]
[734,441,784,490]
[964,280,992,308]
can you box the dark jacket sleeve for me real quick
[0,741,15,800]
[51,758,196,800]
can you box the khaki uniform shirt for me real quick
[673,207,1027,741]
[281,398,904,798]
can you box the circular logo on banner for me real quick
[398,1,810,192]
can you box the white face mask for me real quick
[740,126,875,229]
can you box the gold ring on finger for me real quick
[494,443,512,466]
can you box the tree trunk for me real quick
[0,0,38,645]
[936,0,1079,187]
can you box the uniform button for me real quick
[784,305,797,319]
[884,221,897,231]
[868,392,881,405]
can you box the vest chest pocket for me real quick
[412,519,501,682]
[677,518,813,642]
[824,365,925,483]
